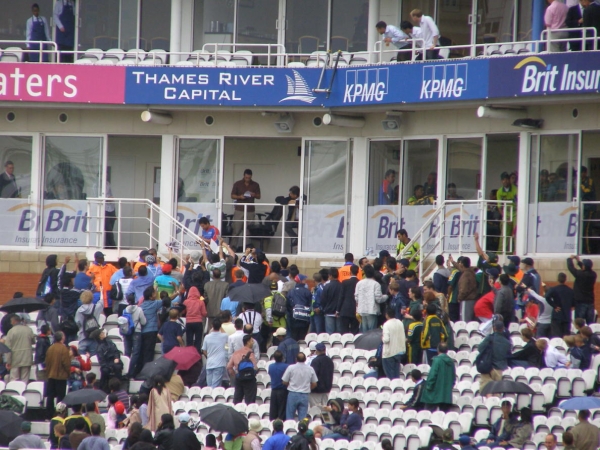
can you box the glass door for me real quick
[528,134,580,254]
[236,0,278,63]
[475,0,516,44]
[300,140,351,253]
[176,138,222,250]
[436,0,476,54]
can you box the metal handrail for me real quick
[398,199,514,280]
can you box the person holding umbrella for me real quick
[171,413,200,450]
[3,315,35,382]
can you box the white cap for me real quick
[309,341,317,351]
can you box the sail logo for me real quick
[343,68,388,103]
[280,70,316,103]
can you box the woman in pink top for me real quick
[183,286,207,353]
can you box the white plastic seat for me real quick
[103,49,125,62]
[23,382,44,408]
[82,48,104,61]
[232,50,253,66]
[3,381,26,396]
[74,58,95,65]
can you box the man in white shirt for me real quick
[382,307,406,380]
[375,20,411,61]
[282,353,318,421]
[410,9,440,60]
[228,321,260,361]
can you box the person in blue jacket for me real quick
[325,398,363,441]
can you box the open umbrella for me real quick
[62,388,107,406]
[480,380,535,396]
[228,283,272,304]
[164,346,202,371]
[137,357,177,381]
[559,397,600,410]
[200,404,248,436]
[0,343,11,354]
[353,328,383,351]
[0,411,23,446]
[0,297,49,314]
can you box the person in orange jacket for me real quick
[87,251,117,316]
[339,253,363,282]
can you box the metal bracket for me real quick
[313,51,342,99]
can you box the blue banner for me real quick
[488,52,600,99]
[124,59,490,107]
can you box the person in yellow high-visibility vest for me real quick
[396,229,420,271]
[496,172,518,253]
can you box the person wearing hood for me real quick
[567,255,597,325]
[36,254,61,298]
[92,329,123,392]
[75,290,103,341]
[183,285,207,353]
[123,294,147,379]
[313,398,345,438]
[287,274,313,341]
[38,293,61,333]
[421,342,456,411]
[87,252,117,316]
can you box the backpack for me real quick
[475,335,495,374]
[60,316,79,336]
[271,292,287,318]
[236,351,256,381]
[119,311,135,336]
[110,282,123,301]
[82,303,100,338]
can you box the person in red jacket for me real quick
[68,345,91,391]
[183,286,207,353]
[474,269,500,322]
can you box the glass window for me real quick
[331,0,369,52]
[286,0,328,54]
[0,136,33,247]
[120,0,139,50]
[79,0,120,51]
[402,0,436,23]
[530,134,579,254]
[237,0,278,46]
[0,0,52,47]
[194,0,235,50]
[302,140,349,252]
[477,0,515,43]
[517,0,532,41]
[446,137,482,200]
[43,136,103,247]
[403,139,438,205]
[437,0,472,48]
[368,141,400,207]
[141,0,171,51]
[581,131,600,254]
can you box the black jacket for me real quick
[478,332,512,371]
[405,379,425,409]
[311,353,334,393]
[171,425,201,450]
[546,284,574,323]
[321,279,343,315]
[182,264,207,295]
[567,258,597,304]
[34,335,52,365]
[509,339,543,368]
[338,277,359,318]
[567,4,583,37]
[97,338,121,370]
[154,427,174,450]
[584,3,600,33]
[60,287,83,318]
[287,434,311,450]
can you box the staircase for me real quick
[397,200,515,280]
[84,198,203,261]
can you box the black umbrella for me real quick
[62,388,107,406]
[353,328,383,351]
[228,283,272,304]
[0,343,11,354]
[200,404,249,436]
[0,297,49,314]
[0,411,23,446]
[136,357,177,381]
[480,380,535,396]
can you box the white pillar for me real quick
[30,133,42,249]
[367,0,380,63]
[516,131,530,256]
[349,137,369,257]
[170,0,183,63]
[158,135,177,253]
